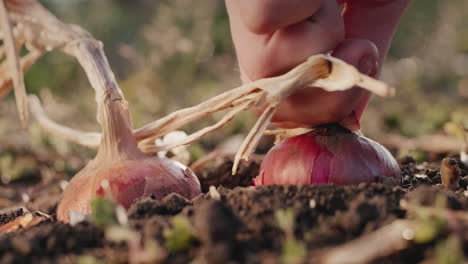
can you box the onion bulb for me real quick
[254,125,400,186]
[57,155,201,223]
[57,78,201,223]
[57,105,201,223]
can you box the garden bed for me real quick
[0,146,466,264]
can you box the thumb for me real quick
[331,38,379,130]
[342,0,412,73]
[332,38,379,76]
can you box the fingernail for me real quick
[358,56,376,76]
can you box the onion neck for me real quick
[63,38,143,162]
[314,123,353,134]
[95,99,142,162]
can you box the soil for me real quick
[0,147,467,264]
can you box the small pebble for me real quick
[414,173,427,179]
[460,176,468,189]
[309,199,316,208]
[440,158,460,190]
[115,206,128,226]
[21,193,30,203]
[402,228,415,240]
[209,186,221,201]
[59,180,68,191]
[69,210,87,226]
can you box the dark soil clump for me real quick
[0,208,25,225]
[0,150,467,264]
[197,156,260,192]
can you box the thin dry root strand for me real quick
[137,91,262,151]
[134,83,261,141]
[140,99,255,154]
[189,149,223,172]
[0,209,51,233]
[232,102,278,174]
[0,0,29,126]
[0,12,45,98]
[0,49,42,98]
[1,0,395,175]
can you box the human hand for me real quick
[226,0,412,130]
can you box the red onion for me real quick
[46,102,202,224]
[56,83,201,223]
[254,125,400,186]
[57,155,201,223]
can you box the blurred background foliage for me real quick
[368,0,468,138]
[1,0,468,160]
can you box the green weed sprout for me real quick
[275,208,307,264]
[413,196,448,243]
[90,197,119,227]
[164,215,196,253]
[435,235,464,264]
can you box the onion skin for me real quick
[54,110,202,223]
[254,125,400,186]
[57,155,201,223]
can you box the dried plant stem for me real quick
[136,55,395,173]
[27,53,394,172]
[0,49,42,98]
[0,0,28,125]
[189,149,223,172]
[28,95,101,147]
[141,99,255,154]
[2,0,137,156]
[233,102,278,174]
[2,0,396,175]
[62,38,141,160]
[134,84,260,141]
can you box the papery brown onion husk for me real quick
[254,125,400,186]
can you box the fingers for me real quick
[332,38,379,77]
[271,39,378,129]
[5,0,36,9]
[226,0,325,34]
[342,0,412,71]
[228,0,344,81]
[332,39,379,128]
